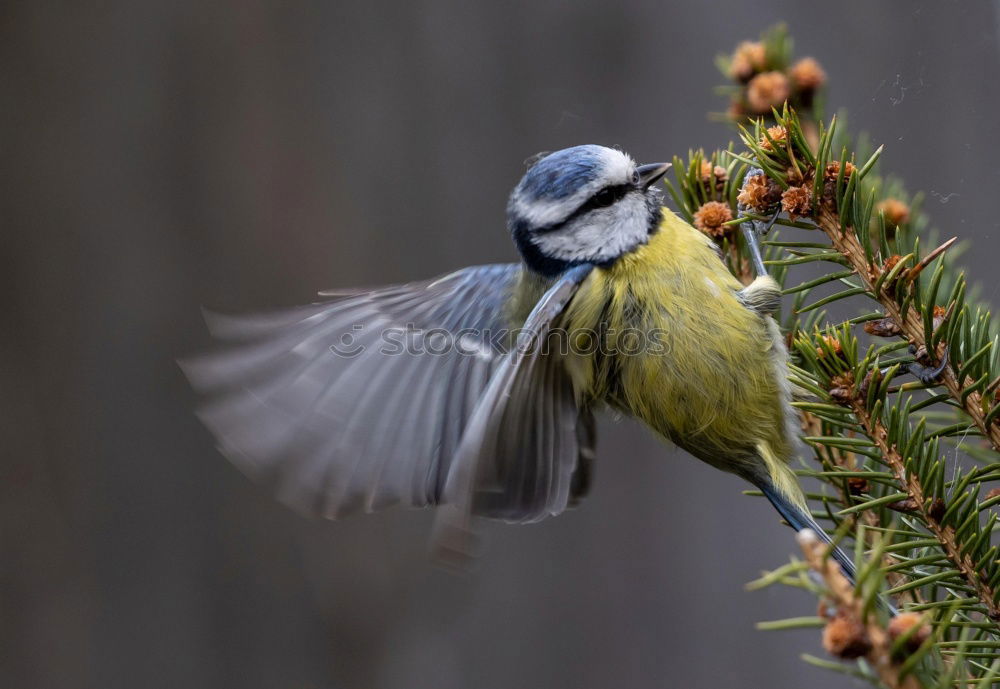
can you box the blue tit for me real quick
[183,144,853,577]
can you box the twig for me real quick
[798,529,921,689]
[848,397,1000,621]
[815,208,1000,451]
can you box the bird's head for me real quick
[507,145,670,277]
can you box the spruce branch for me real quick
[798,529,924,689]
[845,380,1000,620]
[808,203,999,451]
[787,323,1000,628]
[677,25,1000,687]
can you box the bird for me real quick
[182,143,854,577]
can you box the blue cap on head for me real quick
[517,145,610,202]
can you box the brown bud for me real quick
[847,477,869,496]
[822,614,871,659]
[790,57,826,91]
[928,498,946,521]
[759,125,788,151]
[888,497,920,514]
[829,372,856,405]
[699,160,714,184]
[986,488,1000,501]
[712,166,728,194]
[781,185,813,220]
[824,161,857,181]
[747,71,790,115]
[729,41,766,82]
[737,173,783,212]
[857,368,877,401]
[693,201,734,239]
[822,161,857,205]
[891,497,946,521]
[877,198,911,228]
[816,335,845,361]
[887,612,931,654]
[698,161,727,196]
[864,317,902,338]
[829,387,852,404]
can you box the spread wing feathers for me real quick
[183,262,596,526]
[182,263,532,519]
[433,264,595,560]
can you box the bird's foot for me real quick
[906,344,950,384]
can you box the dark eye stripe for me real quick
[590,184,628,208]
[534,183,633,234]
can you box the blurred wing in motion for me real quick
[433,263,596,563]
[184,264,518,518]
[183,263,595,526]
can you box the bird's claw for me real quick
[754,207,782,237]
[877,345,950,384]
[906,345,950,384]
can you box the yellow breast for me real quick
[563,210,790,462]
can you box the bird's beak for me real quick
[636,162,672,189]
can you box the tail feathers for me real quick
[755,477,857,584]
[757,477,901,616]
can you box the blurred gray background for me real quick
[4,1,999,687]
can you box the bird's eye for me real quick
[630,170,640,185]
[592,187,618,208]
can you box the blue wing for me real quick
[433,263,596,562]
[184,264,520,517]
[183,263,596,524]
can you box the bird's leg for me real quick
[737,167,781,279]
[734,207,783,315]
[739,213,767,279]
[737,205,780,281]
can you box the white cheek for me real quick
[512,186,597,227]
[533,195,649,264]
